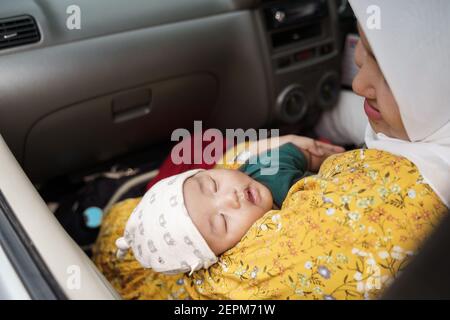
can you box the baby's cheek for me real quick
[260,191,274,211]
[221,228,245,253]
[244,207,265,223]
[227,208,265,240]
[230,216,251,236]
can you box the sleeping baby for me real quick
[115,137,344,275]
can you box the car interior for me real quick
[1,0,448,300]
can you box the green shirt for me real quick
[239,143,309,208]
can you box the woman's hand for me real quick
[281,135,345,172]
[302,139,345,172]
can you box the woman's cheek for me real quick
[377,91,400,130]
[354,41,364,67]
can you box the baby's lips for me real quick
[244,186,260,206]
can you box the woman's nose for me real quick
[352,67,376,100]
[352,42,377,99]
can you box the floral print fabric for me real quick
[92,148,447,299]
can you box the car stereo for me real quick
[264,0,328,30]
[258,0,342,130]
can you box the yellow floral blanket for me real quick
[92,149,447,300]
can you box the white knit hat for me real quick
[115,169,218,275]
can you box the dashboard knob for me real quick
[276,84,309,124]
[274,10,286,23]
[317,72,340,109]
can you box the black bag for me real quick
[52,164,155,254]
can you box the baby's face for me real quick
[353,24,410,141]
[183,169,273,255]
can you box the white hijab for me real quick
[349,0,450,208]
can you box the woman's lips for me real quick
[364,99,383,121]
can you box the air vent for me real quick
[0,15,40,50]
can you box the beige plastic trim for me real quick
[0,245,30,300]
[0,135,119,300]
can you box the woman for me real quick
[92,0,449,299]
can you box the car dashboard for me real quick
[0,0,354,185]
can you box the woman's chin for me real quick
[369,119,381,133]
[368,120,386,135]
[369,121,410,141]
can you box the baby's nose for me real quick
[219,190,240,210]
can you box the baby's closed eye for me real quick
[210,176,218,193]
